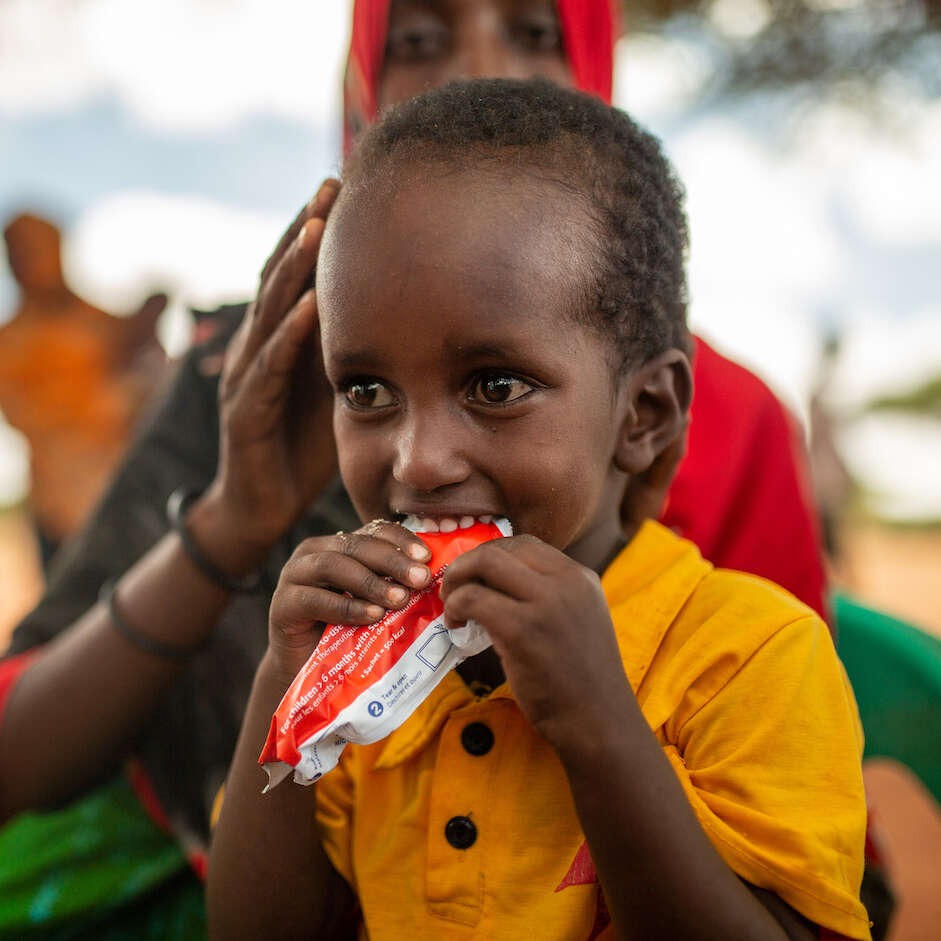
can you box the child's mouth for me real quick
[393,512,503,534]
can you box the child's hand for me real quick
[267,520,432,682]
[440,536,632,749]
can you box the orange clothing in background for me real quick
[0,213,165,543]
[0,309,139,539]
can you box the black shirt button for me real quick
[444,816,477,850]
[461,722,494,756]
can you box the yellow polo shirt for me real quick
[315,521,872,940]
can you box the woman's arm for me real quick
[0,525,236,820]
[0,181,341,822]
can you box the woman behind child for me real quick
[208,79,870,941]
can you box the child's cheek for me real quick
[335,428,383,521]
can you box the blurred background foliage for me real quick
[616,0,941,435]
[868,376,941,417]
[620,0,940,101]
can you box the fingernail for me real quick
[297,218,318,249]
[387,586,408,604]
[408,565,429,586]
[408,543,431,561]
[366,604,385,621]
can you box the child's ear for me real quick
[613,349,693,476]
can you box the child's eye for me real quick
[344,380,396,410]
[469,373,535,405]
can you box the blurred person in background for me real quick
[0,0,872,936]
[1,213,168,567]
[808,330,853,571]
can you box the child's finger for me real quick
[442,581,522,634]
[291,539,430,605]
[440,538,546,602]
[359,519,432,562]
[296,550,411,610]
[272,582,387,633]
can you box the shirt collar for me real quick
[601,520,711,690]
[374,521,710,770]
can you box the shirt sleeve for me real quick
[315,751,357,889]
[662,614,872,940]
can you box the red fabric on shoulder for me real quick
[0,649,41,724]
[662,338,828,622]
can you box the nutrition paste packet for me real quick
[259,516,511,789]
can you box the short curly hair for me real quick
[344,78,690,368]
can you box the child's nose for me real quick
[392,410,472,493]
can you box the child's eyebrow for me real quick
[329,341,529,372]
[328,349,385,373]
[450,343,520,362]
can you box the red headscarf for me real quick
[344,0,617,153]
[340,0,828,621]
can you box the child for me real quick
[207,79,871,941]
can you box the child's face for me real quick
[318,168,632,572]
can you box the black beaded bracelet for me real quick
[166,488,262,593]
[101,579,202,663]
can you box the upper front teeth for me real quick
[400,514,499,533]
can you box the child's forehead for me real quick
[324,164,595,304]
[318,170,606,367]
[340,159,583,234]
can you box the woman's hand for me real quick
[440,535,633,749]
[267,520,433,682]
[189,180,344,575]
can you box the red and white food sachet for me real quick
[259,517,511,789]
